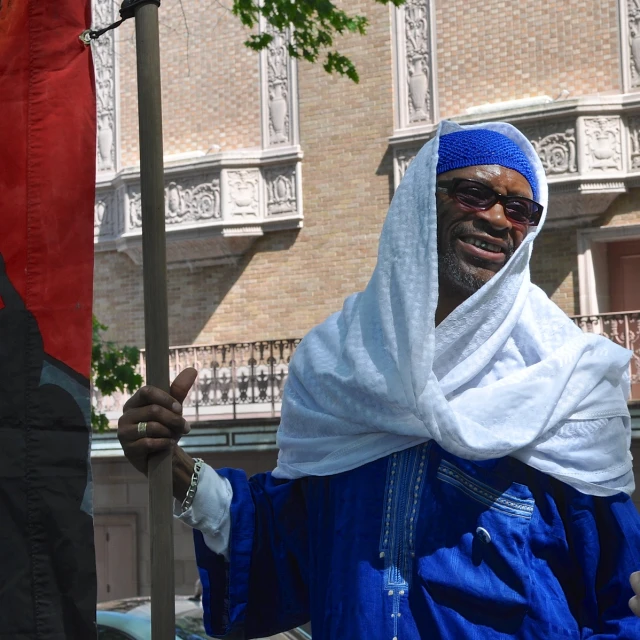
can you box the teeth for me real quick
[464,238,501,253]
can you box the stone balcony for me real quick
[90,315,640,458]
[93,339,301,426]
[390,93,640,228]
[94,146,303,267]
[92,313,639,430]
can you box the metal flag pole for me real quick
[130,1,175,638]
[80,0,173,635]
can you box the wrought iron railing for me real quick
[93,339,301,421]
[94,311,640,422]
[572,311,640,401]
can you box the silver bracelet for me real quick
[181,458,204,513]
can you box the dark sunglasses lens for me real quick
[506,200,543,225]
[504,200,535,224]
[454,182,495,208]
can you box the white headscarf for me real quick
[273,120,634,496]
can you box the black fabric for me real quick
[0,257,96,639]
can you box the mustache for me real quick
[449,220,515,258]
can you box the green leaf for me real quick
[91,316,143,432]
[231,0,405,82]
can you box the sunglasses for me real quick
[436,178,543,227]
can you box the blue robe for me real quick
[194,442,640,639]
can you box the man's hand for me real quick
[630,572,640,616]
[117,368,198,477]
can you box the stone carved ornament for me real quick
[128,176,221,229]
[266,24,291,146]
[404,0,432,123]
[396,147,421,182]
[628,116,640,170]
[264,166,297,216]
[521,124,577,175]
[227,170,260,218]
[94,193,115,237]
[628,0,640,88]
[583,117,623,172]
[92,0,117,173]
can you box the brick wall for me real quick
[95,0,395,347]
[117,1,261,168]
[97,0,634,348]
[601,188,640,227]
[530,226,580,315]
[435,0,621,118]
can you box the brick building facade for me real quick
[91,0,640,600]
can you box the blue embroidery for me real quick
[436,459,535,519]
[379,443,430,639]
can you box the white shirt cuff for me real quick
[174,463,233,560]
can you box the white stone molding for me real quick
[92,8,304,266]
[577,224,640,314]
[95,148,303,266]
[94,190,116,238]
[579,116,624,173]
[390,94,640,227]
[519,121,578,175]
[259,20,299,148]
[264,164,298,217]
[91,0,119,174]
[126,174,222,231]
[628,115,640,168]
[622,0,640,92]
[392,0,438,132]
[393,145,423,187]
[225,169,261,219]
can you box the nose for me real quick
[475,201,512,231]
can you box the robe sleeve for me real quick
[566,491,640,638]
[175,463,233,559]
[194,468,310,639]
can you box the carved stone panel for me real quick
[627,116,640,170]
[405,0,433,123]
[267,25,290,145]
[393,0,436,129]
[627,0,640,89]
[520,122,577,175]
[94,191,116,238]
[126,173,221,231]
[264,165,297,216]
[580,117,623,173]
[92,0,118,173]
[95,157,303,264]
[394,146,421,188]
[225,169,261,219]
[260,22,297,148]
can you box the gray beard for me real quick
[437,247,486,299]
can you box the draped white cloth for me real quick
[273,120,634,496]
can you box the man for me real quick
[118,121,640,638]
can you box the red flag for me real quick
[0,1,97,637]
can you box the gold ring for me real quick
[137,421,148,437]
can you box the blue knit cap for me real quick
[436,129,538,200]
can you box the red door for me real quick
[608,239,640,400]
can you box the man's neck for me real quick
[435,291,466,326]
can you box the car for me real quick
[96,596,311,640]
